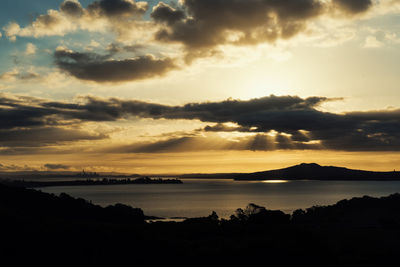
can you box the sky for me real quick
[0,0,400,173]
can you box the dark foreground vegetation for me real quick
[2,183,400,266]
[0,176,182,188]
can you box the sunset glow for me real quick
[0,0,399,174]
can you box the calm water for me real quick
[39,179,400,219]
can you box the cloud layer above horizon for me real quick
[1,93,399,155]
[1,0,391,83]
[1,0,400,172]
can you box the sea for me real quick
[39,179,400,219]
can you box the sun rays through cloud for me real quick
[0,0,399,172]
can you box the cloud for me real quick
[2,93,400,152]
[151,0,375,60]
[203,123,254,133]
[8,9,77,38]
[0,163,36,172]
[106,43,145,54]
[54,48,177,83]
[63,95,400,151]
[44,163,71,170]
[106,132,322,153]
[0,94,108,152]
[150,2,185,25]
[46,94,333,123]
[332,0,372,15]
[2,22,21,42]
[152,0,322,60]
[25,43,37,55]
[3,0,149,41]
[4,0,378,57]
[0,93,337,128]
[363,35,384,48]
[0,69,40,82]
[87,0,148,18]
[60,0,84,17]
[0,127,107,147]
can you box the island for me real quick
[234,163,400,181]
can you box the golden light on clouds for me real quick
[0,0,399,173]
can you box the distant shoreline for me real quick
[0,177,183,188]
[1,163,400,183]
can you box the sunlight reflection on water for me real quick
[262,180,288,183]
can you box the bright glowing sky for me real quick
[1,0,400,173]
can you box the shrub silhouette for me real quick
[230,203,290,225]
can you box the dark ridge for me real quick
[2,182,400,266]
[235,163,400,180]
[0,182,147,224]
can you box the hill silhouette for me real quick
[2,182,400,266]
[0,183,147,225]
[235,163,400,180]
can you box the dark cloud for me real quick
[54,48,177,83]
[43,94,331,124]
[151,2,185,25]
[1,94,333,131]
[44,163,71,170]
[106,43,145,54]
[1,93,400,152]
[151,0,324,57]
[333,0,372,14]
[151,0,374,60]
[60,0,84,17]
[87,0,148,17]
[34,13,61,27]
[0,105,55,130]
[63,95,400,151]
[203,123,254,132]
[0,127,107,147]
[0,94,108,153]
[107,133,322,153]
